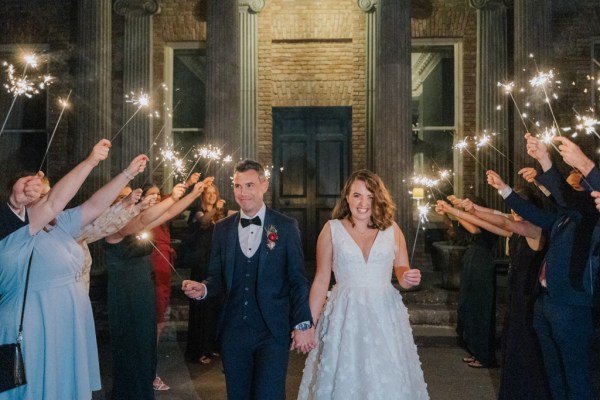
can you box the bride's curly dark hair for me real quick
[332,169,396,230]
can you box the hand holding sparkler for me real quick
[137,191,158,211]
[121,188,143,208]
[182,279,206,300]
[170,183,188,201]
[401,268,422,287]
[85,139,111,167]
[123,154,150,180]
[591,191,600,213]
[553,136,596,176]
[525,133,552,171]
[486,170,509,191]
[11,172,45,209]
[517,167,538,183]
[185,172,201,187]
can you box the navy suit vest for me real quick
[223,242,268,331]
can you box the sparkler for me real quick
[528,54,562,136]
[498,81,529,131]
[574,115,600,139]
[454,137,488,171]
[136,231,184,281]
[110,91,151,142]
[0,54,52,139]
[410,204,430,268]
[38,90,72,171]
[475,132,510,163]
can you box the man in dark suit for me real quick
[182,159,314,399]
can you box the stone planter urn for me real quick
[431,241,467,290]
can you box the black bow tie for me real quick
[240,216,261,228]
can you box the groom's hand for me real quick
[182,279,206,299]
[291,328,316,354]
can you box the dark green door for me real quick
[272,107,351,261]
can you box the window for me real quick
[0,45,49,189]
[411,42,461,194]
[163,44,206,185]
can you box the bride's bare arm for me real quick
[392,222,421,289]
[309,221,334,325]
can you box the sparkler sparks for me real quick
[110,90,152,142]
[137,231,184,281]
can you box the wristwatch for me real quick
[294,321,313,331]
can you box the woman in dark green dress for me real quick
[104,180,208,399]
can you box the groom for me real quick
[182,159,314,399]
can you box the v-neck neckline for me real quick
[338,220,380,264]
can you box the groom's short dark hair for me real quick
[234,159,267,181]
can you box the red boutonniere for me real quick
[265,225,278,250]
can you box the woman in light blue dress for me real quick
[0,140,147,400]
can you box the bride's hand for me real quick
[403,269,421,287]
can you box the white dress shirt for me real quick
[238,204,266,258]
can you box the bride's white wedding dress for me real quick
[298,219,429,400]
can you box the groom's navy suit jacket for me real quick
[202,207,312,342]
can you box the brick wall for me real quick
[258,0,366,171]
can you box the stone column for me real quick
[75,0,112,199]
[512,0,551,181]
[358,0,378,171]
[470,0,509,212]
[239,1,264,161]
[114,0,160,171]
[371,0,413,238]
[205,0,240,202]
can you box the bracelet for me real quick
[122,169,135,180]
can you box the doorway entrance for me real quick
[272,107,351,262]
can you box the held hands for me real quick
[87,139,111,167]
[291,328,317,354]
[181,279,206,299]
[486,170,508,190]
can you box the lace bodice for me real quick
[330,219,396,288]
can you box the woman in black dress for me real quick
[438,187,550,398]
[181,183,227,364]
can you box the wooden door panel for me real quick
[273,107,350,261]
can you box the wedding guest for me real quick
[104,178,209,399]
[0,140,148,400]
[438,195,499,368]
[181,182,228,364]
[488,165,596,399]
[438,189,551,399]
[298,170,428,399]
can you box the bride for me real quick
[297,170,429,399]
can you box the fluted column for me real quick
[114,0,160,171]
[358,0,378,171]
[75,0,112,199]
[205,0,240,202]
[238,1,264,161]
[512,0,551,181]
[470,0,509,211]
[371,0,412,237]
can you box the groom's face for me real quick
[233,169,269,217]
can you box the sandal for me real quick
[467,360,484,368]
[153,376,170,391]
[462,356,476,363]
[199,355,212,365]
